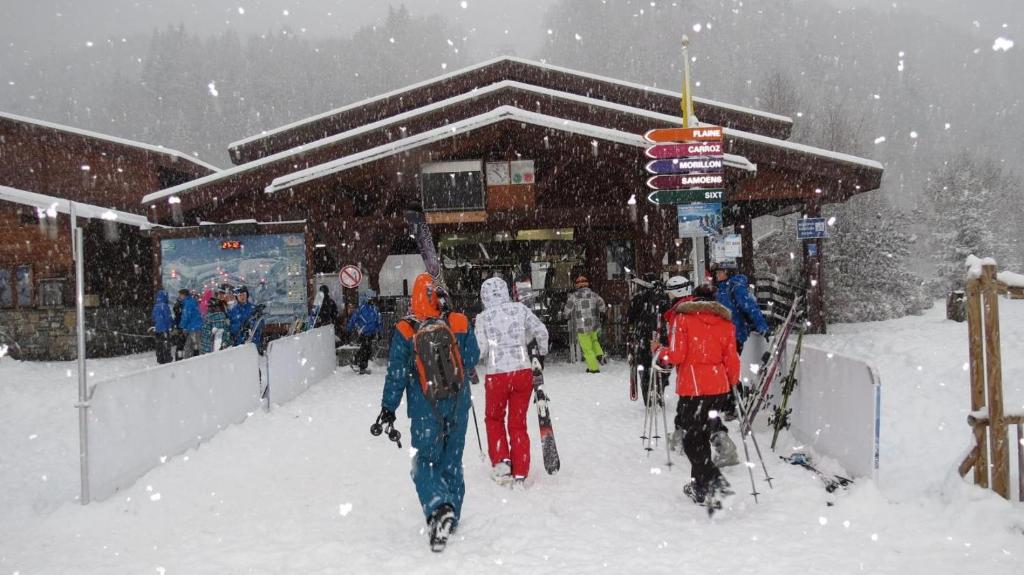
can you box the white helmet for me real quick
[665,275,693,300]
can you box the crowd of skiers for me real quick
[367,265,771,551]
[150,283,263,364]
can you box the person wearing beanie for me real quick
[228,285,254,344]
[561,275,607,373]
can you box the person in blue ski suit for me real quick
[151,289,173,364]
[713,267,770,353]
[346,289,380,374]
[228,285,255,344]
[375,273,480,543]
[177,289,204,358]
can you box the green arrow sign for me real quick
[646,188,726,204]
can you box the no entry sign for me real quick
[339,265,363,289]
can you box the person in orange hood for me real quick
[655,285,740,505]
[377,273,480,552]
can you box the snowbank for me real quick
[1,302,1023,573]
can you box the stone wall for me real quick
[0,307,153,361]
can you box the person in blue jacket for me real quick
[374,273,480,552]
[228,285,255,344]
[151,289,173,364]
[346,289,381,375]
[177,289,204,358]
[713,266,770,354]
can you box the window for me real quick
[0,269,11,307]
[38,278,65,308]
[606,240,635,281]
[420,161,485,212]
[15,265,32,307]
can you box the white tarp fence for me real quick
[740,336,881,480]
[265,325,337,407]
[86,344,262,501]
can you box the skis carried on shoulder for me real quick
[531,356,560,475]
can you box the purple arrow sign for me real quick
[646,173,726,190]
[645,157,725,175]
[644,141,724,159]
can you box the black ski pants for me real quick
[154,332,172,364]
[675,393,730,488]
[354,334,375,370]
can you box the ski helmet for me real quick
[665,275,693,299]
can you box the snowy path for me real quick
[2,302,1024,573]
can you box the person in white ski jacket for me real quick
[475,277,549,486]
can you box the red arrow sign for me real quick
[647,174,725,190]
[644,141,724,159]
[644,126,724,143]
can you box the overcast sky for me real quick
[3,0,559,60]
[4,0,1018,63]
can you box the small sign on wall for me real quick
[510,160,535,185]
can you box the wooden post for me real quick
[1018,424,1023,502]
[965,278,988,488]
[981,264,1009,499]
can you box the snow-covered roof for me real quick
[0,185,158,229]
[264,106,756,194]
[0,110,220,173]
[228,55,792,152]
[144,80,878,206]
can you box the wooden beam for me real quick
[965,278,989,488]
[981,264,1009,499]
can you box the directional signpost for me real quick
[643,125,726,206]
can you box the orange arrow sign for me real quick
[644,126,724,143]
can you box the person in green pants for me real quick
[562,275,607,373]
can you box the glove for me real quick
[762,328,774,340]
[379,407,396,425]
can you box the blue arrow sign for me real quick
[645,157,725,175]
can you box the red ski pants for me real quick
[484,368,534,478]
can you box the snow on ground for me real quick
[1,301,1023,573]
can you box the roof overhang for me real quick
[0,110,220,176]
[263,106,755,195]
[228,56,793,163]
[0,185,158,229]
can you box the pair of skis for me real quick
[739,295,804,436]
[404,207,560,476]
[780,453,853,494]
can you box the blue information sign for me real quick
[797,217,828,240]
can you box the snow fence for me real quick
[84,327,337,502]
[264,325,337,406]
[86,344,263,501]
[741,336,881,480]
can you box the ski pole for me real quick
[732,387,761,503]
[658,371,673,469]
[469,395,484,460]
[733,385,774,489]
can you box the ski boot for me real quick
[429,504,456,552]
[711,431,740,467]
[512,476,527,491]
[683,480,707,505]
[491,460,512,486]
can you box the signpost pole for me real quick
[802,200,827,334]
[71,202,90,505]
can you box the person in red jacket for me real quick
[655,285,740,504]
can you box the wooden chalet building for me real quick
[143,57,882,339]
[0,111,217,358]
